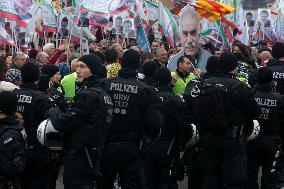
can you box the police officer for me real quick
[13,63,53,189]
[0,91,26,189]
[186,52,259,189]
[97,49,163,189]
[40,64,69,112]
[140,60,160,86]
[267,42,284,95]
[182,55,219,189]
[47,54,112,189]
[247,67,281,189]
[38,64,67,189]
[143,67,195,189]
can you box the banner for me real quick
[58,8,73,37]
[0,1,29,27]
[80,0,129,14]
[40,0,58,32]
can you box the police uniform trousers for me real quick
[184,145,202,189]
[144,140,179,189]
[200,135,247,189]
[247,134,279,189]
[97,143,143,189]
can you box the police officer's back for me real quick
[98,49,163,189]
[13,63,53,189]
[186,52,259,189]
[0,91,26,189]
[143,67,194,189]
[267,42,284,95]
[247,67,281,189]
[47,54,112,189]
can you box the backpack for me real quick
[190,80,237,134]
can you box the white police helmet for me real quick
[247,120,260,141]
[37,119,63,151]
[185,124,200,148]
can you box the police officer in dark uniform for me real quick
[140,60,160,86]
[182,55,219,189]
[186,52,259,189]
[39,64,69,112]
[267,42,284,95]
[0,91,26,189]
[247,67,281,189]
[97,49,163,189]
[47,54,113,189]
[38,64,68,189]
[13,63,53,189]
[143,67,195,189]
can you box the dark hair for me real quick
[92,51,105,64]
[232,42,256,68]
[259,40,268,47]
[177,56,187,67]
[38,74,50,92]
[0,57,7,80]
[105,49,119,64]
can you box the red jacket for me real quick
[48,49,63,64]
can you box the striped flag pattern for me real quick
[0,26,16,46]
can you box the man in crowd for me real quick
[36,51,49,69]
[168,5,211,74]
[43,43,66,65]
[61,57,79,103]
[5,52,26,86]
[155,48,168,67]
[171,56,195,96]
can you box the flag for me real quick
[40,0,58,32]
[134,0,148,28]
[158,3,178,48]
[70,25,81,43]
[0,26,16,46]
[89,14,110,27]
[216,19,230,48]
[80,0,129,14]
[133,0,150,52]
[82,27,96,41]
[0,0,32,27]
[145,0,159,26]
[193,0,235,22]
[136,24,151,52]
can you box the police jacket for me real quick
[14,83,52,145]
[253,83,281,135]
[102,68,163,143]
[0,116,26,178]
[47,85,69,112]
[185,73,259,135]
[155,85,192,145]
[267,59,284,95]
[274,96,284,143]
[48,75,113,149]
